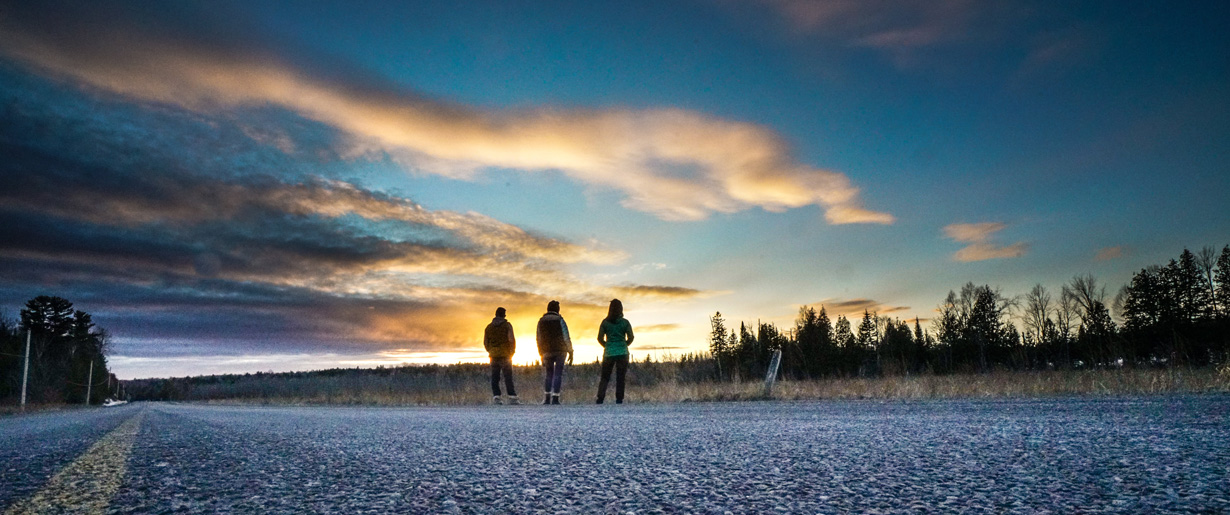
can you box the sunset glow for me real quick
[1,1,1227,379]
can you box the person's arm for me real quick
[625,320,634,345]
[483,325,493,353]
[507,322,516,353]
[562,318,574,364]
[596,322,607,347]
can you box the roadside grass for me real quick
[0,402,76,416]
[193,365,1230,407]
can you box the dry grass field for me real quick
[181,362,1230,406]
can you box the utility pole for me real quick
[85,360,94,405]
[21,330,30,410]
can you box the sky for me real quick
[1,1,1227,379]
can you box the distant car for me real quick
[103,398,128,407]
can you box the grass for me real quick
[0,402,80,416]
[187,364,1230,407]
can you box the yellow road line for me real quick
[5,411,145,515]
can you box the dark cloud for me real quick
[0,77,708,364]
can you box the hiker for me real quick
[536,300,573,405]
[595,299,634,404]
[484,307,519,405]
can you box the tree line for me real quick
[1,296,117,405]
[710,245,1230,380]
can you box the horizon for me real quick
[1,1,1227,380]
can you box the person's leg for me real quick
[596,357,615,404]
[542,356,555,404]
[490,358,502,399]
[501,358,518,400]
[550,355,565,403]
[614,355,629,403]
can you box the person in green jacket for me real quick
[596,299,634,404]
[484,307,519,405]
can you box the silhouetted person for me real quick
[596,299,634,404]
[484,307,518,405]
[536,300,573,405]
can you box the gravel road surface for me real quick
[3,395,1228,513]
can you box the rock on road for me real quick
[2,395,1228,513]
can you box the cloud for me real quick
[635,324,682,333]
[0,105,714,360]
[943,222,1029,262]
[1094,246,1124,262]
[943,222,1005,243]
[755,0,983,48]
[0,2,892,225]
[610,285,722,301]
[747,0,1090,73]
[809,298,910,318]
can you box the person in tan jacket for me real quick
[536,300,573,405]
[484,307,519,405]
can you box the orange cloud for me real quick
[943,222,1028,262]
[809,298,910,318]
[0,7,892,225]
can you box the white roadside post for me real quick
[21,330,31,410]
[763,348,782,398]
[85,360,94,405]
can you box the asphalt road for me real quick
[3,395,1228,513]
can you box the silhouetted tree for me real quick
[1216,246,1230,319]
[1178,249,1215,322]
[709,312,733,380]
[855,311,878,376]
[5,296,111,404]
[1196,246,1221,318]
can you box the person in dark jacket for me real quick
[536,300,573,405]
[596,299,634,404]
[484,307,518,405]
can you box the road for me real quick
[2,395,1228,513]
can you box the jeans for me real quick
[597,354,629,403]
[490,357,516,396]
[541,353,567,394]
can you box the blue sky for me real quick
[1,1,1227,378]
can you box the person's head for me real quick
[495,307,506,318]
[547,300,560,313]
[606,299,624,321]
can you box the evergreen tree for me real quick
[879,319,915,375]
[1213,245,1230,319]
[856,310,878,349]
[1178,249,1215,322]
[736,322,758,379]
[965,286,1005,371]
[10,296,111,404]
[834,316,854,348]
[912,318,929,372]
[833,315,855,376]
[855,311,878,376]
[932,290,962,373]
[1076,300,1117,366]
[709,312,731,380]
[816,307,833,376]
[794,306,821,378]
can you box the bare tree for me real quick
[1022,284,1052,343]
[1062,274,1105,324]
